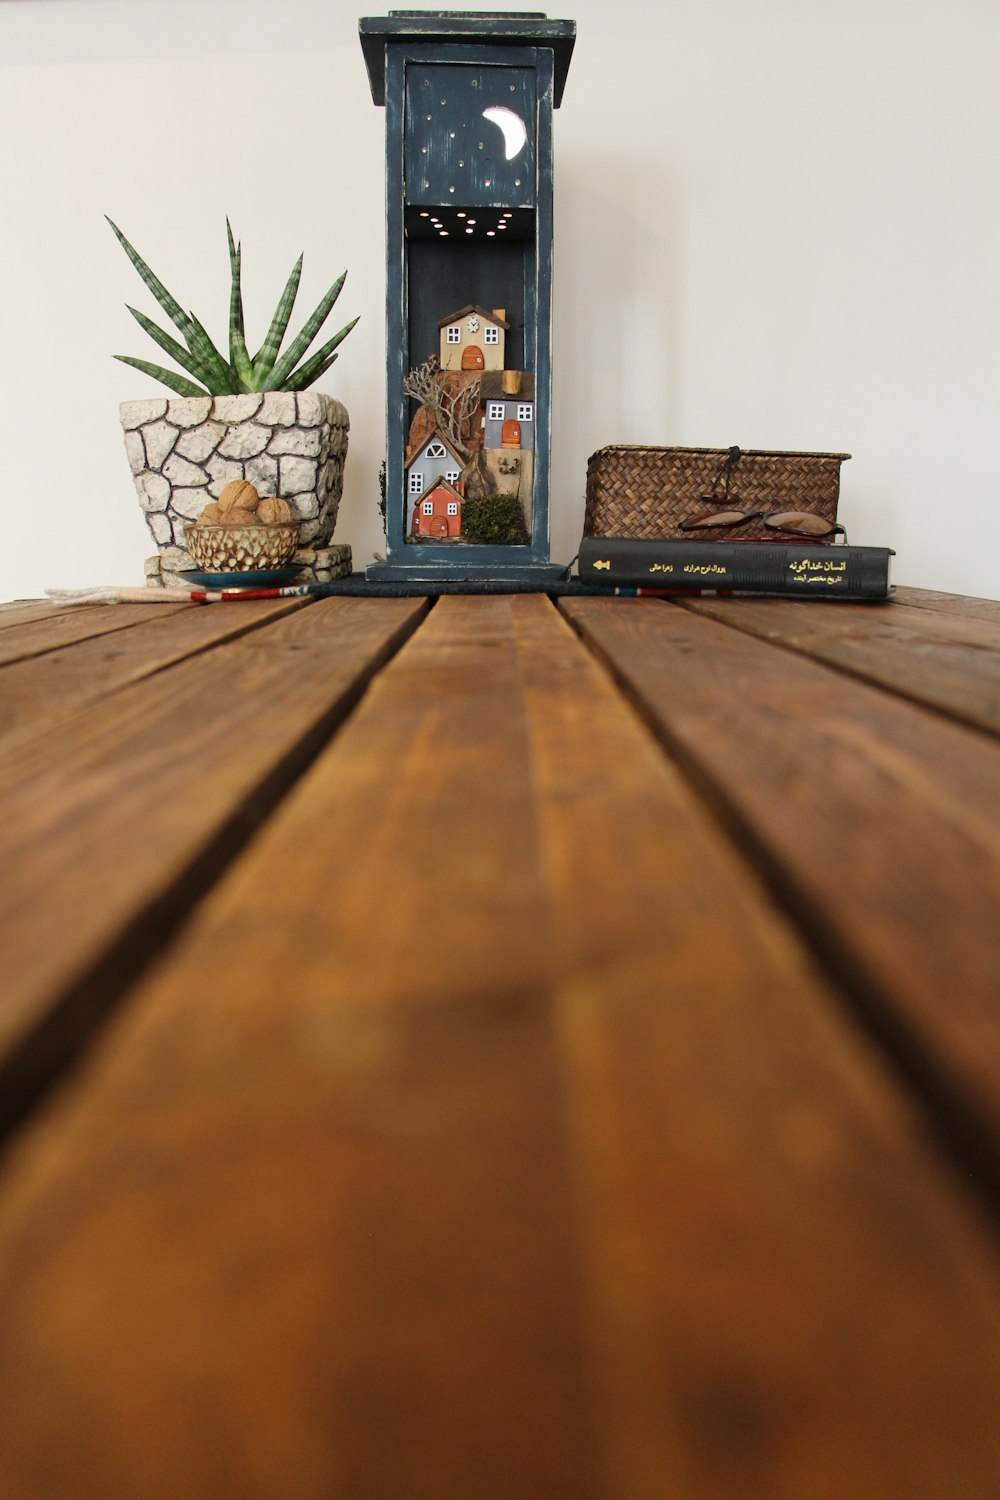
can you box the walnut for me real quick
[218,479,259,514]
[197,501,225,525]
[257,496,294,525]
[221,507,259,527]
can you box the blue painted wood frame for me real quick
[361,17,574,582]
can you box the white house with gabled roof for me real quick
[438,306,509,372]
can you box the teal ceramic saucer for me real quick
[178,568,303,589]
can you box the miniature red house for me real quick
[410,477,464,538]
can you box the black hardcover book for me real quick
[578,537,894,599]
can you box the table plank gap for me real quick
[1,597,1000,1495]
[0,597,429,1142]
[0,598,316,759]
[562,596,1000,1210]
[672,595,1000,737]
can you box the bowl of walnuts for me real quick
[185,481,300,572]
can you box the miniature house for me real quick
[406,432,465,498]
[439,306,508,372]
[359,11,575,581]
[411,478,464,539]
[481,371,534,452]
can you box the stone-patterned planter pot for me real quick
[120,392,349,557]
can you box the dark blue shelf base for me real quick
[301,572,599,597]
[366,560,568,585]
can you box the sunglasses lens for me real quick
[681,510,753,531]
[766,511,836,536]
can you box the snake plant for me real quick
[108,217,359,397]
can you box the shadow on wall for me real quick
[552,150,686,559]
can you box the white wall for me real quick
[2,0,997,600]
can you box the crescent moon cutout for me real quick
[481,107,527,161]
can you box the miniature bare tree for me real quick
[402,355,481,459]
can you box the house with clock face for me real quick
[438,306,509,372]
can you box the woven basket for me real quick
[584,446,851,541]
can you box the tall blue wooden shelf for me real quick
[360,11,576,582]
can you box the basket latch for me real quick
[705,445,743,503]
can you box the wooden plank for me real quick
[0,597,427,1132]
[895,585,1000,623]
[1,597,1000,1496]
[674,594,1000,735]
[563,597,1000,1158]
[0,598,307,758]
[0,602,117,632]
[0,601,69,626]
[0,602,191,665]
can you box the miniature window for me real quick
[425,441,447,458]
[446,325,461,344]
[422,500,434,515]
[447,502,459,516]
[408,472,424,495]
[487,402,505,421]
[445,469,460,484]
[484,327,499,345]
[517,403,533,422]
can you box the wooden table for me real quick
[1,585,999,1499]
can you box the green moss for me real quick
[461,492,529,546]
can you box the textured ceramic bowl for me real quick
[185,522,300,572]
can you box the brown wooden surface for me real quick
[0,597,304,757]
[0,597,427,1133]
[562,597,1000,1158]
[0,601,190,665]
[0,589,999,1499]
[0,601,78,628]
[676,593,1000,734]
[895,584,1000,623]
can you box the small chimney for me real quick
[491,308,506,324]
[501,370,522,396]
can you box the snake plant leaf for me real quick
[226,220,254,388]
[283,352,337,393]
[263,270,349,392]
[107,217,191,335]
[185,310,233,392]
[231,329,254,391]
[110,218,354,397]
[113,355,206,398]
[109,216,232,390]
[108,217,211,363]
[226,220,245,341]
[126,306,215,389]
[251,254,303,385]
[282,315,361,392]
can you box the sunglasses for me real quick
[680,507,848,541]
